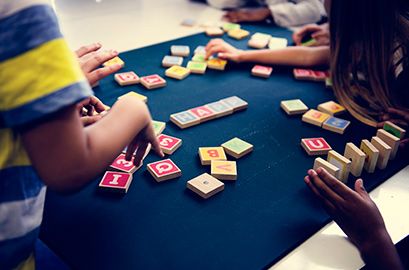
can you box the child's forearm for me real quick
[238,46,330,67]
[22,96,150,191]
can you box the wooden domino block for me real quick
[170,45,190,57]
[222,22,240,32]
[140,74,167,89]
[165,65,190,80]
[204,101,234,118]
[325,77,333,89]
[360,139,380,173]
[189,106,217,122]
[109,153,139,173]
[344,143,366,177]
[103,56,124,68]
[99,171,133,193]
[311,70,330,82]
[211,160,237,181]
[157,134,182,155]
[383,121,406,139]
[187,61,207,74]
[327,150,351,183]
[251,32,272,40]
[152,120,166,135]
[147,159,182,182]
[268,37,288,50]
[302,109,330,127]
[198,147,227,165]
[117,91,147,103]
[170,111,201,129]
[371,136,392,170]
[228,29,250,40]
[251,65,273,78]
[322,117,351,134]
[114,71,140,86]
[194,46,206,55]
[221,137,253,159]
[187,173,224,199]
[205,27,224,36]
[191,54,206,63]
[301,137,332,156]
[248,38,269,49]
[302,38,317,47]
[280,99,309,115]
[293,69,315,80]
[219,96,248,112]
[162,55,183,68]
[313,158,341,179]
[207,58,227,70]
[376,129,400,159]
[318,101,346,115]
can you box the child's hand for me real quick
[124,121,164,166]
[222,8,271,23]
[292,23,330,46]
[378,107,409,148]
[205,39,243,62]
[75,43,122,87]
[77,96,108,126]
[304,168,387,251]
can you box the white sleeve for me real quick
[206,0,248,9]
[266,0,326,27]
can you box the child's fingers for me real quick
[75,42,102,58]
[125,141,138,161]
[316,168,353,200]
[81,115,102,126]
[304,175,337,213]
[133,142,148,166]
[82,50,119,72]
[149,133,164,158]
[307,169,344,206]
[88,96,107,113]
[87,64,122,86]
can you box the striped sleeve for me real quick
[0,4,93,128]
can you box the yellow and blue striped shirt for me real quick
[0,1,93,269]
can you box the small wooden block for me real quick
[325,77,333,89]
[313,158,341,180]
[99,171,133,193]
[165,65,190,80]
[189,106,217,122]
[222,22,240,32]
[302,38,317,47]
[211,160,237,181]
[109,153,138,173]
[114,71,140,86]
[205,27,224,36]
[383,121,406,139]
[327,150,351,183]
[228,29,250,40]
[302,109,330,127]
[157,134,182,155]
[152,120,166,135]
[371,136,392,170]
[140,74,167,89]
[187,61,207,74]
[207,58,227,70]
[187,173,224,199]
[301,137,332,156]
[147,159,182,182]
[204,101,234,118]
[280,99,309,115]
[194,46,206,55]
[344,143,366,177]
[251,65,273,78]
[312,70,330,82]
[191,54,206,63]
[318,101,346,115]
[171,45,190,57]
[219,96,248,112]
[103,56,124,68]
[268,37,288,50]
[170,111,201,129]
[322,117,351,134]
[251,32,272,40]
[360,139,380,173]
[293,69,315,80]
[117,91,147,103]
[248,38,269,49]
[376,129,400,159]
[221,137,253,159]
[198,147,227,165]
[162,55,183,68]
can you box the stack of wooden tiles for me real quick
[170,96,248,129]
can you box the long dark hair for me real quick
[329,0,409,126]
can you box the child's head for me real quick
[328,0,409,126]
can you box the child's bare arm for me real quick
[21,96,162,192]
